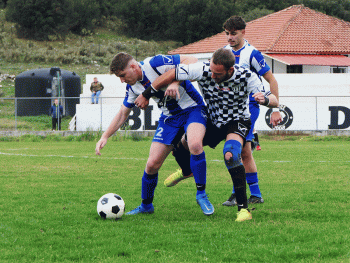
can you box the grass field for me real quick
[0,136,349,262]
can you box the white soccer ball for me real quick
[97,193,125,219]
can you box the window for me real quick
[331,67,347,73]
[287,65,302,73]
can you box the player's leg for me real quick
[223,133,251,222]
[126,142,173,215]
[242,105,264,204]
[164,135,193,187]
[127,116,182,215]
[91,92,95,104]
[253,130,261,151]
[222,104,264,206]
[242,143,264,204]
[164,105,207,187]
[186,118,214,215]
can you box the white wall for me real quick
[74,73,350,132]
[255,73,350,131]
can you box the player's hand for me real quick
[252,92,266,105]
[95,138,107,156]
[270,111,283,127]
[165,83,180,99]
[135,95,149,110]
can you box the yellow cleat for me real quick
[164,169,193,187]
[235,208,252,222]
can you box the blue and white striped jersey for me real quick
[225,40,270,104]
[123,54,204,117]
[175,62,270,128]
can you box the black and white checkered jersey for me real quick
[175,62,271,127]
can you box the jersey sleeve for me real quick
[123,84,137,108]
[175,62,205,81]
[148,54,181,75]
[250,49,270,76]
[247,71,270,95]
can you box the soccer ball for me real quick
[97,193,125,219]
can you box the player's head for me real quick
[54,99,59,105]
[110,52,141,85]
[93,77,98,83]
[223,16,246,50]
[210,48,235,83]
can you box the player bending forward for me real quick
[138,48,279,222]
[95,52,214,216]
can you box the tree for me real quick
[6,0,101,40]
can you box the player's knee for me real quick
[188,141,203,156]
[146,159,161,174]
[241,143,252,162]
[223,140,242,170]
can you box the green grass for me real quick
[0,137,349,262]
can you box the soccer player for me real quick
[164,16,283,207]
[221,15,282,205]
[140,48,279,221]
[95,52,214,216]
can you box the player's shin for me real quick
[141,171,158,208]
[190,151,207,195]
[229,165,248,210]
[223,140,248,210]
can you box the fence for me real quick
[1,96,350,132]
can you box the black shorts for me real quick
[202,118,251,149]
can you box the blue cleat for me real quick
[196,193,214,216]
[126,204,154,215]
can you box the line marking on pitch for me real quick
[1,151,349,163]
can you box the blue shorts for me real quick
[152,105,207,146]
[246,103,260,142]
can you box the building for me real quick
[168,5,350,74]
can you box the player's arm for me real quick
[136,55,198,108]
[253,92,278,108]
[179,55,198,65]
[262,70,278,101]
[95,105,132,155]
[262,70,283,126]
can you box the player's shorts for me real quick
[152,105,207,146]
[202,118,251,149]
[246,103,260,142]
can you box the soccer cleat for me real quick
[222,193,237,206]
[248,195,264,204]
[164,169,193,187]
[125,204,154,215]
[196,193,214,215]
[256,145,262,151]
[235,208,252,222]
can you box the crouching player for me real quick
[95,52,214,216]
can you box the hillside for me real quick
[0,12,183,131]
[0,9,182,98]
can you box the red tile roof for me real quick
[267,54,350,66]
[169,5,350,55]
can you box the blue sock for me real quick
[231,187,236,194]
[141,171,158,207]
[190,152,207,196]
[246,172,261,197]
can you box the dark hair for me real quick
[110,52,134,74]
[223,16,246,31]
[211,48,235,70]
